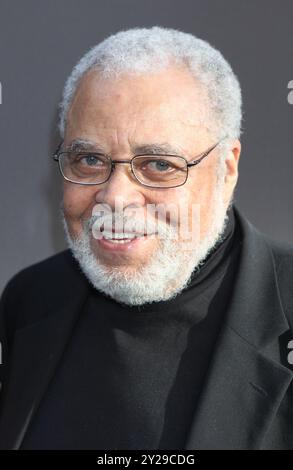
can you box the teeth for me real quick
[102,231,144,240]
[104,238,134,244]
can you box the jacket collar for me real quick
[0,206,292,449]
[184,206,293,449]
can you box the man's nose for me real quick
[94,162,146,209]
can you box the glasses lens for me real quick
[59,152,111,184]
[132,155,187,187]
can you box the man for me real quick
[0,26,292,450]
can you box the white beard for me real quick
[61,164,230,306]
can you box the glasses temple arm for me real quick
[187,135,228,167]
[52,140,64,159]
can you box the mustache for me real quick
[84,212,177,238]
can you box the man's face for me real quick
[61,65,240,304]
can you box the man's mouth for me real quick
[101,230,148,244]
[91,221,159,251]
[94,223,157,241]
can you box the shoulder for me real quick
[2,249,76,299]
[263,233,293,273]
[0,249,87,334]
[234,206,293,328]
[235,206,293,273]
[262,234,293,329]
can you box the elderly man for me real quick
[0,27,292,450]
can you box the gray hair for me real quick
[58,26,242,146]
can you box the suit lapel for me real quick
[184,208,293,449]
[0,264,90,450]
[184,325,292,449]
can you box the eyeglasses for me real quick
[52,137,226,189]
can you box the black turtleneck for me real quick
[21,205,243,450]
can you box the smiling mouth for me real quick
[100,231,156,243]
[95,221,156,239]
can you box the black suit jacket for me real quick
[0,206,293,450]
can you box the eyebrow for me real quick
[133,143,185,157]
[65,139,105,153]
[64,138,186,157]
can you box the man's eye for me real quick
[145,160,174,172]
[73,154,105,167]
[80,154,102,166]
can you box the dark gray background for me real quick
[0,0,292,293]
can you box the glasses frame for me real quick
[52,136,227,189]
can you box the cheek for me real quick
[180,174,217,233]
[152,188,193,230]
[187,168,217,206]
[62,183,95,224]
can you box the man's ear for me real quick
[223,139,241,206]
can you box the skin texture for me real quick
[62,65,241,270]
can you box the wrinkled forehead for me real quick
[65,67,213,152]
